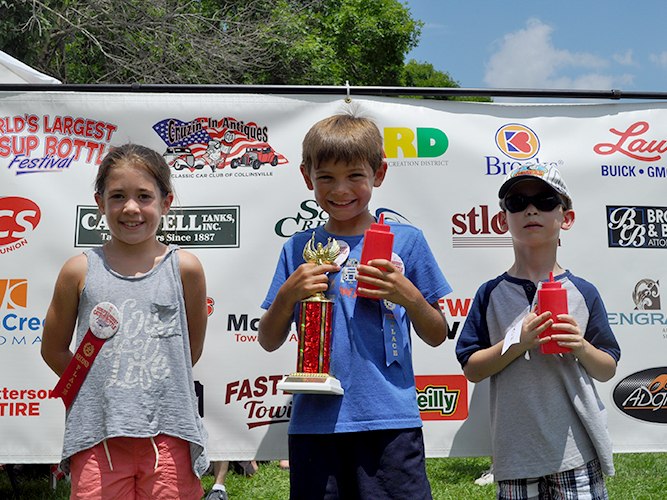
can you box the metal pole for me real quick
[1,83,667,100]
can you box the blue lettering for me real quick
[1,314,44,331]
[648,166,666,178]
[619,313,634,325]
[600,165,637,177]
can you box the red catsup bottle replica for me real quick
[537,272,571,354]
[357,214,394,299]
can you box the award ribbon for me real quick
[52,302,120,409]
[380,300,408,367]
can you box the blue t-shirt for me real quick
[262,223,452,434]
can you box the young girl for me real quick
[42,143,209,500]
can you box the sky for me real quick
[403,0,667,97]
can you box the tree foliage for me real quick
[1,0,489,100]
[402,59,492,101]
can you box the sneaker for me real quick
[205,489,229,500]
[474,469,494,486]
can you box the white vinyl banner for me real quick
[1,91,667,463]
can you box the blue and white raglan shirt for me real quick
[262,223,452,435]
[456,271,621,482]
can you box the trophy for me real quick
[277,233,344,395]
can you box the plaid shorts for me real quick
[497,458,608,500]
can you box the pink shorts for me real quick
[69,435,204,500]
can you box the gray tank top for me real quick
[61,245,208,477]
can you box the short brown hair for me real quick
[301,114,384,174]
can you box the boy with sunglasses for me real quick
[456,163,620,500]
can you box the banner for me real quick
[1,91,667,463]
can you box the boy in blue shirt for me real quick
[456,163,620,500]
[259,113,452,500]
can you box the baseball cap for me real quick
[498,162,572,209]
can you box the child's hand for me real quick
[519,306,553,352]
[548,314,584,354]
[356,259,420,308]
[281,262,340,306]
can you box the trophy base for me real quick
[277,373,344,395]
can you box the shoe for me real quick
[231,460,257,477]
[205,488,229,500]
[474,469,494,486]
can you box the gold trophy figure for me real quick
[277,233,344,395]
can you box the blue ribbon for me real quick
[380,300,408,367]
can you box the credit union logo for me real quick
[0,279,27,310]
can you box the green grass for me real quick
[2,454,667,499]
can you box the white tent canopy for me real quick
[0,50,61,84]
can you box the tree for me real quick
[402,59,492,102]
[4,0,309,84]
[4,0,421,86]
[264,0,422,86]
[2,0,487,101]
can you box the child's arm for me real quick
[462,307,552,383]
[178,250,207,366]
[41,254,87,377]
[356,259,448,346]
[549,314,617,382]
[258,262,339,352]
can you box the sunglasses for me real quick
[502,192,565,213]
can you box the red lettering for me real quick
[238,379,253,400]
[593,121,664,162]
[29,402,39,416]
[254,376,268,397]
[451,213,466,235]
[225,381,239,404]
[446,298,472,317]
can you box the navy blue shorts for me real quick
[288,428,432,500]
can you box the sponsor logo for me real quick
[599,164,667,179]
[613,367,667,423]
[153,116,287,176]
[415,375,468,420]
[606,205,667,248]
[485,124,560,176]
[0,279,27,310]
[0,197,41,255]
[495,124,540,160]
[607,278,667,336]
[438,297,473,340]
[594,122,667,179]
[594,122,667,162]
[633,279,660,310]
[274,203,412,239]
[275,200,328,238]
[0,279,44,347]
[75,205,239,248]
[207,297,215,316]
[225,375,292,429]
[227,313,298,343]
[2,115,118,173]
[0,387,54,417]
[384,127,450,167]
[451,205,510,248]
